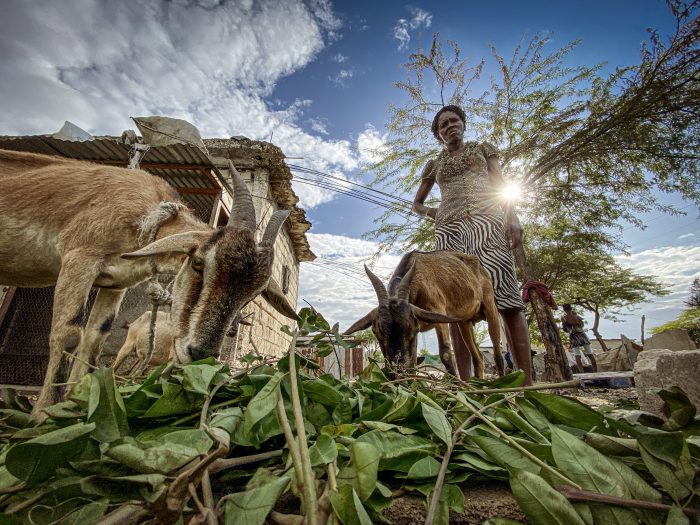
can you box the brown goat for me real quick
[344,250,504,378]
[112,311,176,375]
[0,149,296,417]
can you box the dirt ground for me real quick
[384,481,527,524]
[569,386,639,409]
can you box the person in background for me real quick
[561,304,598,372]
[412,105,533,384]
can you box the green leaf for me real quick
[5,422,95,484]
[243,372,285,435]
[302,378,343,407]
[658,387,696,431]
[362,420,417,434]
[509,469,586,525]
[356,430,438,460]
[526,392,609,434]
[337,442,380,501]
[426,483,464,525]
[87,367,130,443]
[181,363,223,395]
[142,382,203,418]
[405,456,442,479]
[329,485,373,525]
[106,429,212,474]
[638,432,694,501]
[471,435,540,473]
[473,370,525,389]
[497,407,548,444]
[309,434,338,466]
[482,519,525,525]
[421,403,452,446]
[583,433,639,456]
[59,500,110,524]
[514,398,550,433]
[665,505,690,525]
[550,426,645,524]
[221,475,290,525]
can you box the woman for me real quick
[412,105,533,384]
[561,304,597,372]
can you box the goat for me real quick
[113,310,253,375]
[0,149,296,417]
[112,311,175,375]
[344,250,504,379]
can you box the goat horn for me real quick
[227,161,256,231]
[364,264,388,307]
[396,263,415,302]
[259,209,291,248]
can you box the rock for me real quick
[633,349,700,417]
[645,328,697,351]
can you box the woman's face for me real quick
[437,110,464,144]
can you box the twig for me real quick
[438,388,581,489]
[93,503,149,525]
[209,449,283,474]
[270,511,304,525]
[465,379,582,395]
[287,335,319,525]
[425,393,518,525]
[200,471,217,525]
[276,393,305,488]
[557,485,698,517]
[188,482,209,520]
[0,482,25,495]
[200,381,225,430]
[60,351,131,382]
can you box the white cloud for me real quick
[0,0,357,209]
[357,124,388,165]
[329,68,354,86]
[331,53,348,63]
[393,7,432,51]
[299,233,402,331]
[678,232,695,239]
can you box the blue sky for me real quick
[1,0,697,350]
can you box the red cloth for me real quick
[522,280,557,309]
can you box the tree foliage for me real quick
[652,278,700,345]
[365,1,700,256]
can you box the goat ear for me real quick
[122,231,211,258]
[411,305,461,324]
[344,309,377,335]
[262,279,299,320]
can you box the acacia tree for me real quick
[653,278,700,345]
[365,1,699,380]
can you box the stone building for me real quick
[0,119,315,386]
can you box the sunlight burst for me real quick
[501,182,522,202]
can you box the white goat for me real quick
[0,149,296,417]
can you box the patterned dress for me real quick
[423,141,524,311]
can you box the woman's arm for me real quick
[412,161,437,220]
[486,155,523,249]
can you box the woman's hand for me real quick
[425,207,437,220]
[505,220,523,249]
[413,202,437,221]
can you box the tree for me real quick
[522,218,669,350]
[653,278,700,345]
[365,1,700,380]
[652,307,700,345]
[686,277,700,307]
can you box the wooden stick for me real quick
[287,337,319,525]
[209,449,283,474]
[557,485,698,517]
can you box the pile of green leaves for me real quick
[0,309,698,525]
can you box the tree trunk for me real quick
[591,307,609,352]
[513,245,572,382]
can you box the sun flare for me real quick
[501,182,522,202]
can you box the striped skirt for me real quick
[435,214,525,311]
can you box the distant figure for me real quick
[561,304,597,372]
[565,342,592,374]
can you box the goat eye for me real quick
[191,256,204,272]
